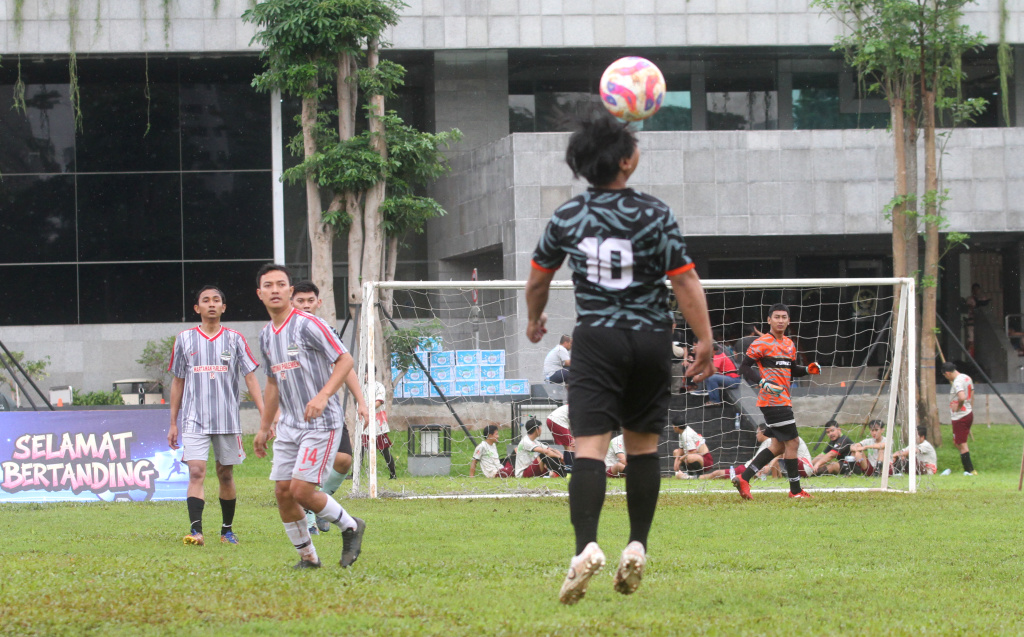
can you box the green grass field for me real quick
[2,424,1023,636]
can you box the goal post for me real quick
[351,277,917,499]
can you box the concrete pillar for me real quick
[777,60,793,130]
[433,50,510,155]
[691,62,707,131]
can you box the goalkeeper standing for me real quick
[525,112,714,605]
[734,303,820,500]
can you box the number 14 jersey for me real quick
[531,187,693,331]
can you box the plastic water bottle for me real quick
[734,413,741,430]
[940,468,951,476]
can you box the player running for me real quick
[168,286,265,546]
[734,303,821,500]
[253,265,365,569]
[525,112,714,604]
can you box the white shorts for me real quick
[181,432,246,466]
[269,425,338,484]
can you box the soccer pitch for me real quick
[2,424,1023,636]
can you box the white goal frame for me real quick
[354,277,917,499]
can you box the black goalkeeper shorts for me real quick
[568,325,672,437]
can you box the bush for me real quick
[72,388,124,406]
[137,337,176,385]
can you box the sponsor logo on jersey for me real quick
[221,350,232,362]
[287,343,299,357]
[193,365,229,373]
[271,361,301,373]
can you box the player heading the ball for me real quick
[525,111,714,605]
[168,285,265,547]
[734,303,822,500]
[253,264,366,569]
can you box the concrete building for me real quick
[1,0,1022,396]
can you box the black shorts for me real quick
[567,325,672,437]
[761,406,799,442]
[336,423,352,456]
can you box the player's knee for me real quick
[334,453,353,474]
[187,464,205,482]
[273,481,292,503]
[215,465,234,484]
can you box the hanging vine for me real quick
[13,0,25,35]
[162,0,173,46]
[144,52,152,137]
[13,57,27,114]
[997,0,1013,125]
[68,0,83,131]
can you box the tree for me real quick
[815,0,985,444]
[0,351,51,407]
[244,0,459,329]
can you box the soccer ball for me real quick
[599,57,666,122]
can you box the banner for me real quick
[0,410,187,503]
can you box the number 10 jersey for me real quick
[531,187,693,331]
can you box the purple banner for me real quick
[0,410,187,503]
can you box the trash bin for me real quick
[406,424,452,476]
[49,386,73,406]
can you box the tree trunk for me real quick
[381,234,399,317]
[301,89,337,326]
[890,97,908,280]
[362,38,389,387]
[919,87,941,445]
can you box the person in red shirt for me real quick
[733,303,821,500]
[704,342,741,405]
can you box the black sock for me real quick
[625,453,661,550]
[569,457,607,555]
[381,447,397,478]
[784,458,802,494]
[742,447,778,482]
[961,452,974,473]
[220,498,236,533]
[186,497,204,535]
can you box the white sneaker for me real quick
[559,542,605,605]
[613,541,647,595]
[675,471,691,479]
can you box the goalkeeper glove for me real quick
[759,378,785,396]
[807,362,821,375]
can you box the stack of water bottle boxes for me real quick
[392,338,530,398]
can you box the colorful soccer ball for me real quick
[599,57,666,122]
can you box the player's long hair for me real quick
[564,112,637,187]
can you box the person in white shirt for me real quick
[851,420,886,476]
[893,426,938,475]
[701,426,770,480]
[516,418,564,477]
[670,418,712,478]
[942,361,977,475]
[765,436,814,479]
[362,378,396,480]
[471,425,513,478]
[604,434,626,477]
[543,335,572,384]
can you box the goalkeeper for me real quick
[733,303,820,500]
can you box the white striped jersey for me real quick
[169,326,260,435]
[259,308,348,431]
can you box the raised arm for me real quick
[669,269,714,382]
[525,267,556,343]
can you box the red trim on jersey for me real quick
[316,429,337,485]
[194,325,225,342]
[531,259,557,274]
[295,310,344,356]
[666,262,696,277]
[225,328,260,367]
[271,308,298,335]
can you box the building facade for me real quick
[1,0,1022,392]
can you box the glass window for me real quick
[793,73,888,129]
[77,173,182,261]
[0,175,76,263]
[509,95,536,133]
[78,263,184,323]
[0,83,76,175]
[182,172,274,260]
[707,90,778,130]
[637,91,692,131]
[0,265,78,325]
[180,83,272,171]
[183,261,267,322]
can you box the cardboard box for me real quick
[429,351,456,367]
[404,381,427,398]
[429,380,456,398]
[455,379,480,396]
[479,349,506,365]
[455,365,480,380]
[404,368,426,383]
[502,379,530,395]
[479,365,505,380]
[456,350,480,365]
[430,365,455,382]
[393,381,404,398]
[480,379,502,395]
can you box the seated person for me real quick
[671,417,712,478]
[704,343,741,406]
[892,426,938,475]
[515,418,564,478]
[605,433,626,477]
[812,420,855,476]
[851,420,887,476]
[470,425,513,478]
[546,404,575,452]
[765,435,814,479]
[543,335,572,384]
[701,425,770,480]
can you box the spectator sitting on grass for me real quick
[811,421,855,476]
[605,433,626,477]
[470,425,513,478]
[851,420,886,476]
[700,425,770,480]
[892,426,938,476]
[515,418,564,478]
[763,436,814,479]
[671,417,712,478]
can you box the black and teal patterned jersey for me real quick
[531,187,694,331]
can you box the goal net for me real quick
[349,277,919,499]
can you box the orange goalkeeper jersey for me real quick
[746,333,797,408]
